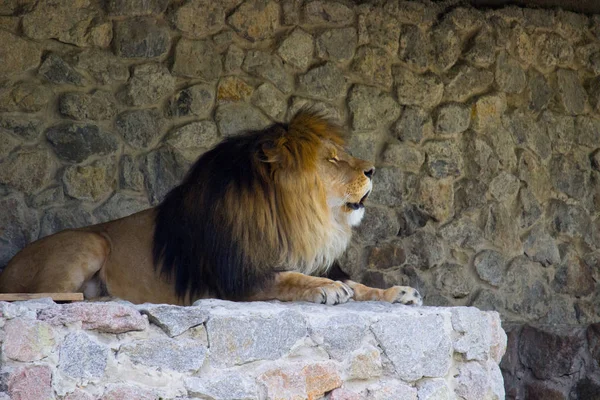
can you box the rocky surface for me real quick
[0,299,506,400]
[0,1,600,397]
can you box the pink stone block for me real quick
[258,362,342,400]
[329,388,363,400]
[38,303,148,333]
[100,385,157,400]
[8,365,53,400]
[3,318,55,362]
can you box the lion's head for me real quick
[153,110,374,300]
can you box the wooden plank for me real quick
[0,293,84,302]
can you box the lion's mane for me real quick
[153,111,347,300]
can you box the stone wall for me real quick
[1,0,600,396]
[0,298,506,400]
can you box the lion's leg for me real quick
[0,230,110,296]
[345,280,422,306]
[248,271,354,305]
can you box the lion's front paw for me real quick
[309,281,354,305]
[383,286,422,306]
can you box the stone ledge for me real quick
[0,299,507,400]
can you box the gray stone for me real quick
[453,179,487,214]
[429,23,461,73]
[443,65,494,102]
[495,51,526,94]
[347,130,378,163]
[123,63,175,106]
[549,154,589,201]
[417,379,453,400]
[40,204,95,238]
[0,29,41,78]
[277,28,313,70]
[302,0,353,25]
[435,103,470,136]
[171,0,234,38]
[140,305,209,337]
[0,115,43,142]
[372,314,452,381]
[167,84,215,118]
[398,205,431,238]
[447,7,484,32]
[63,158,116,202]
[517,150,551,202]
[417,176,454,223]
[243,50,292,94]
[351,46,393,89]
[474,250,507,287]
[592,150,600,172]
[454,362,491,400]
[0,194,39,265]
[433,263,471,299]
[541,110,575,153]
[489,172,520,204]
[142,147,188,205]
[215,103,271,137]
[121,338,207,372]
[0,147,55,194]
[470,289,505,313]
[534,33,574,72]
[524,224,560,266]
[316,28,357,62]
[309,313,370,360]
[206,310,306,367]
[575,116,600,148]
[359,6,401,55]
[59,332,107,379]
[225,45,245,73]
[462,136,499,181]
[59,91,118,121]
[287,97,341,122]
[398,24,429,72]
[394,67,443,108]
[484,203,519,251]
[39,53,87,86]
[185,374,257,400]
[93,193,148,223]
[424,140,462,178]
[115,108,164,148]
[381,143,424,173]
[464,27,496,68]
[502,110,550,160]
[546,200,599,248]
[173,38,222,80]
[451,307,493,361]
[403,231,445,269]
[251,83,287,121]
[504,257,551,320]
[439,217,484,250]
[107,0,169,16]
[366,381,417,399]
[298,62,347,100]
[0,82,53,113]
[0,132,20,160]
[113,17,170,59]
[119,155,145,192]
[227,0,280,42]
[557,68,587,115]
[368,168,405,207]
[356,206,399,243]
[518,188,542,230]
[76,49,130,85]
[347,85,400,131]
[166,120,219,155]
[528,69,552,112]
[392,106,433,144]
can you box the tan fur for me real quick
[0,112,421,306]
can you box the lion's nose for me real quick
[364,167,375,179]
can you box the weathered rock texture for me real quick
[0,299,506,400]
[1,0,600,396]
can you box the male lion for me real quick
[0,111,422,306]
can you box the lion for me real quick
[0,111,422,306]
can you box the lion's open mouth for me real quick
[346,191,370,210]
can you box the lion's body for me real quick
[0,112,422,306]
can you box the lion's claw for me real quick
[314,281,354,305]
